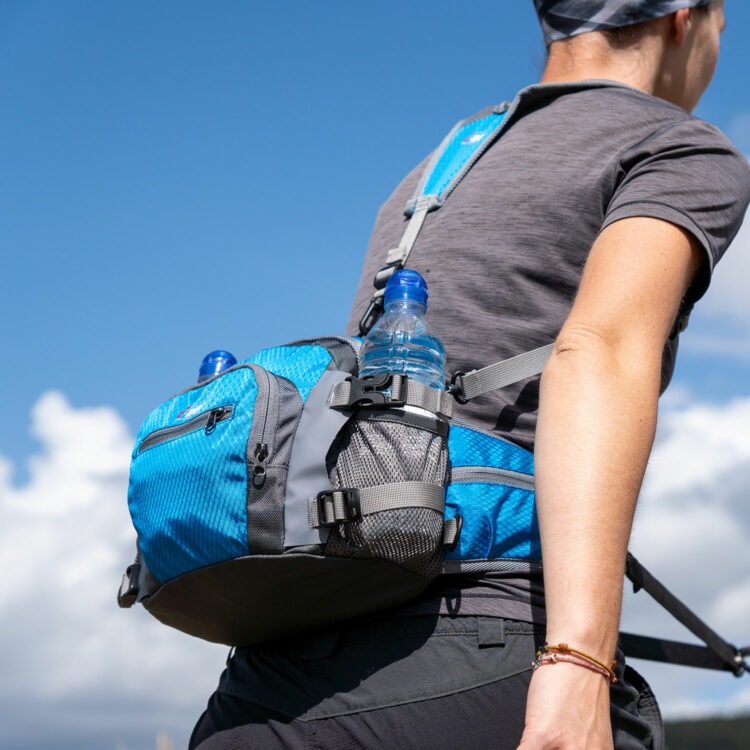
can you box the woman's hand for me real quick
[516,663,613,750]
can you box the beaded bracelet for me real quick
[532,643,618,684]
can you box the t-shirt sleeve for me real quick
[602,117,750,303]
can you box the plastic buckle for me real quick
[444,514,464,552]
[345,373,405,409]
[373,262,400,290]
[316,488,361,527]
[117,563,140,608]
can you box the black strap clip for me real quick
[443,514,463,552]
[448,371,469,405]
[358,261,403,335]
[358,294,384,337]
[345,373,405,409]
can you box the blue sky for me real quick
[2,2,750,749]
[2,0,750,461]
[1,0,549,469]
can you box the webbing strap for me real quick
[624,553,748,676]
[400,378,454,418]
[384,194,440,271]
[452,343,554,401]
[308,481,445,528]
[618,632,748,674]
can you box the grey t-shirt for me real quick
[347,81,750,452]
[345,82,750,621]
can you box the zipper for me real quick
[450,465,534,492]
[137,405,234,455]
[288,335,360,349]
[248,365,278,487]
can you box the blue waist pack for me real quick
[120,334,543,646]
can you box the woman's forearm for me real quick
[534,330,661,661]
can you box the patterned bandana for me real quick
[534,0,713,45]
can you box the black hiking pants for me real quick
[189,615,663,750]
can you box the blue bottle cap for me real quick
[384,269,429,308]
[198,350,237,383]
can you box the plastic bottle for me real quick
[359,269,445,390]
[197,349,237,383]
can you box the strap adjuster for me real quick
[316,488,362,527]
[443,514,463,551]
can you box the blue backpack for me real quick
[119,102,554,646]
[121,330,545,645]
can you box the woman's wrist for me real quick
[543,627,617,660]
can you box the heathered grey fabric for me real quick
[534,0,713,46]
[346,81,750,455]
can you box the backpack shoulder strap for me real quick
[358,103,511,335]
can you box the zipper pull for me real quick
[252,443,269,486]
[205,407,227,434]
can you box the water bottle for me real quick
[197,349,237,383]
[329,268,448,571]
[359,269,445,390]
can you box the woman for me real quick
[190,2,749,747]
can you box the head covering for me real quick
[534,0,714,46]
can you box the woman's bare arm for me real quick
[517,216,703,750]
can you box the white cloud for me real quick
[621,396,750,718]
[0,391,226,750]
[2,391,749,748]
[642,397,750,498]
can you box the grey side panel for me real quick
[284,370,352,546]
[246,376,304,554]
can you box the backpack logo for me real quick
[176,401,208,420]
[462,131,486,145]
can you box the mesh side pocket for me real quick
[325,416,449,577]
